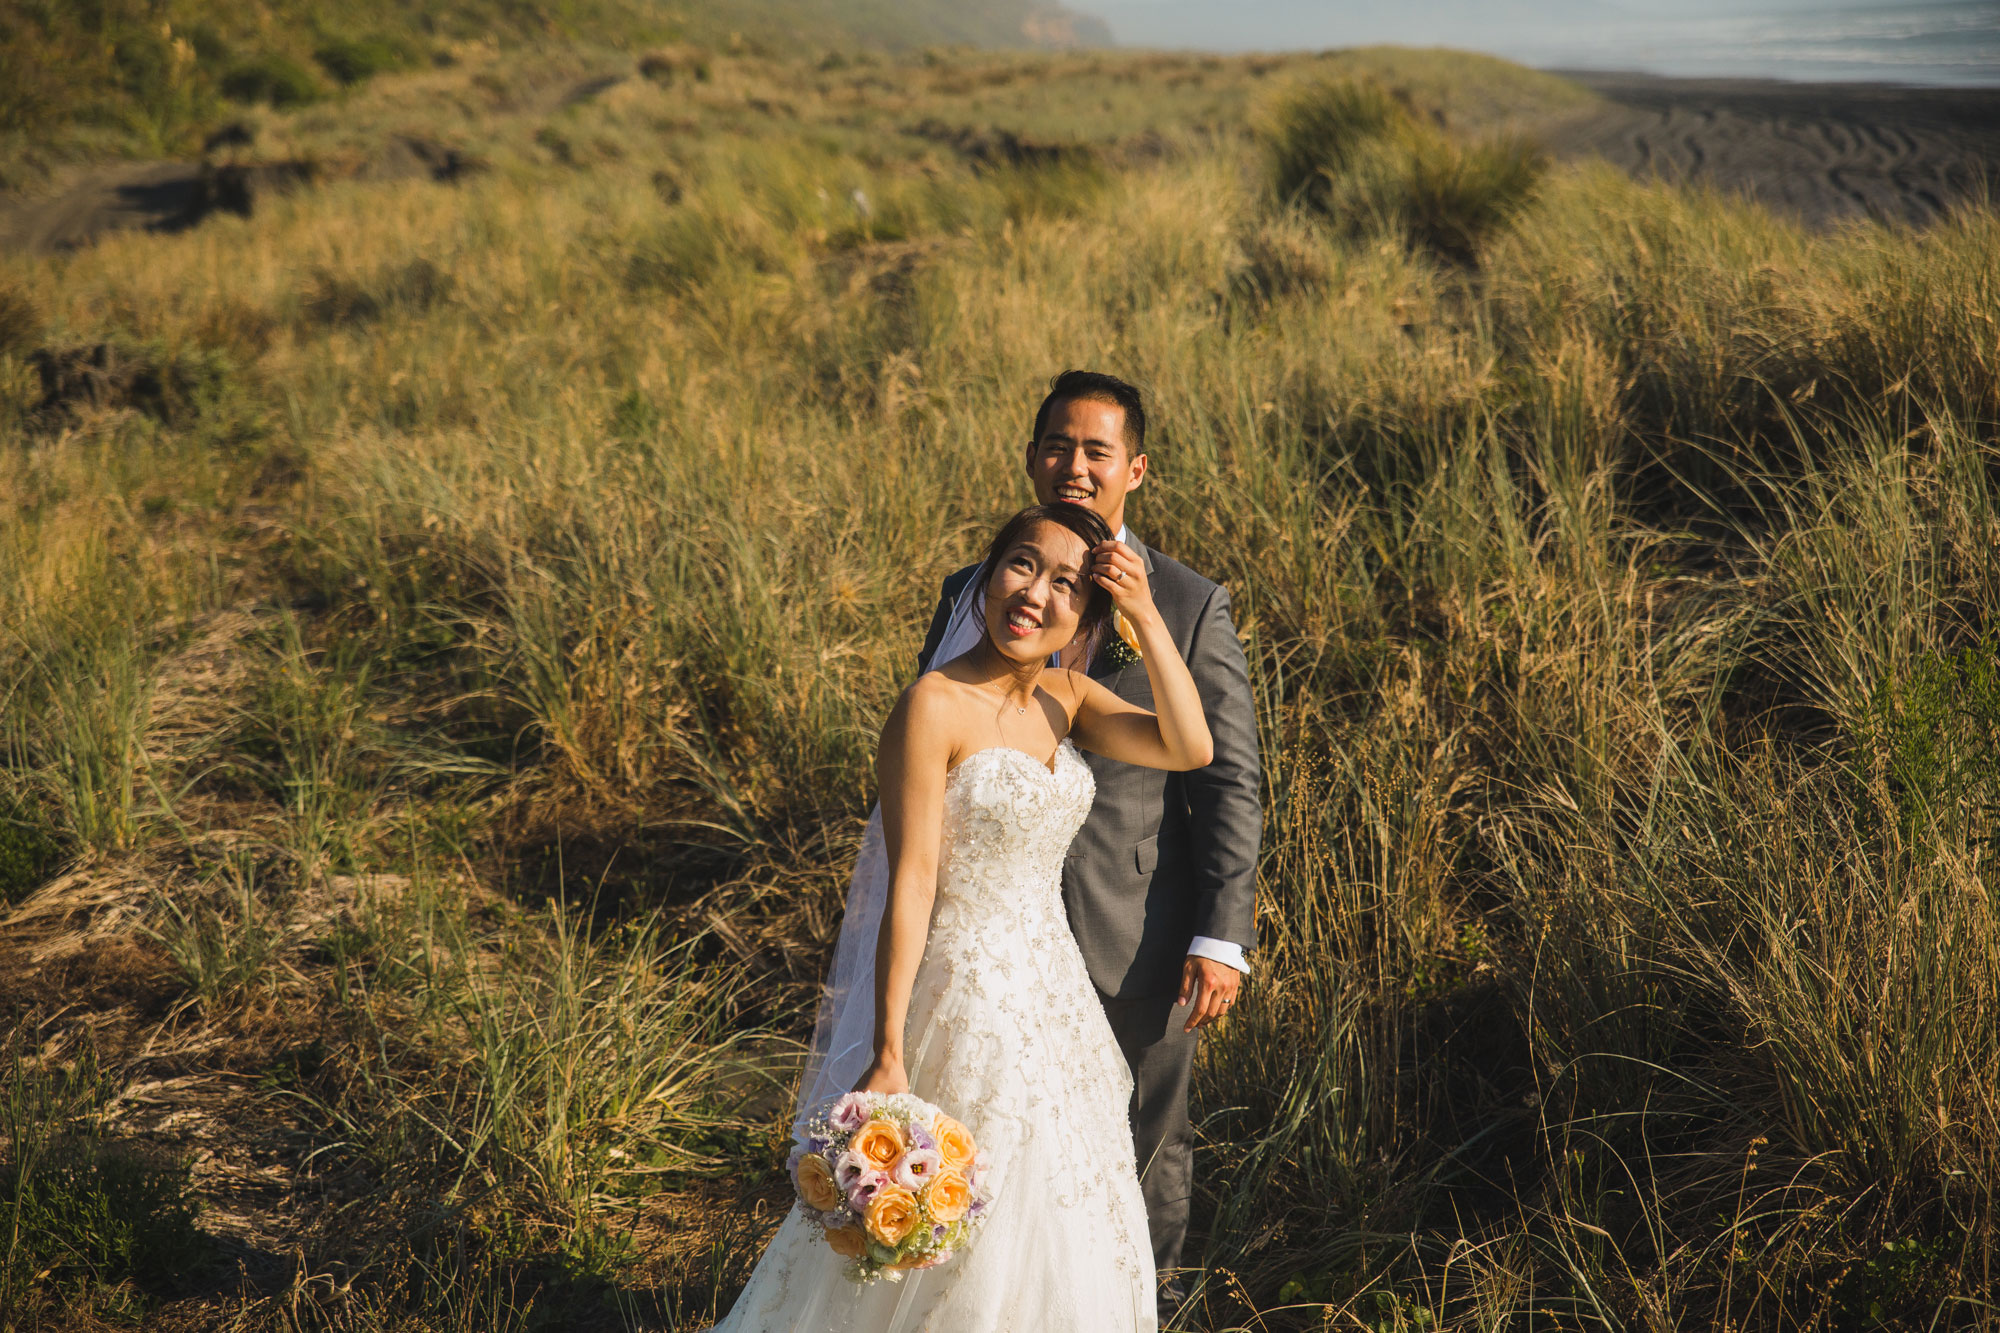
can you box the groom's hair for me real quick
[972,504,1116,647]
[1032,370,1146,454]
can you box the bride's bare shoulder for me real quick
[881,674,969,772]
[887,672,966,733]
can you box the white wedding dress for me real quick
[713,740,1157,1332]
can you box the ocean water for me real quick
[1532,2,2000,87]
[1084,0,2000,87]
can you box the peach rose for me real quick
[864,1183,920,1247]
[849,1119,907,1172]
[824,1223,867,1259]
[795,1153,842,1213]
[932,1116,976,1172]
[924,1169,972,1223]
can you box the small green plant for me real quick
[2,1044,209,1310]
[220,53,322,108]
[313,35,417,86]
[1833,1235,1952,1328]
[149,856,286,1002]
[9,626,158,854]
[0,790,61,903]
[1856,642,2000,839]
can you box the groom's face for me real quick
[1026,397,1147,532]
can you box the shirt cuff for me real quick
[1187,936,1249,974]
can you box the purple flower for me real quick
[827,1092,871,1133]
[834,1150,869,1190]
[932,1224,946,1240]
[968,1198,986,1217]
[906,1122,937,1153]
[847,1169,891,1212]
[893,1147,942,1189]
[806,1134,831,1154]
[823,1206,856,1230]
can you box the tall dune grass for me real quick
[2,47,1998,1330]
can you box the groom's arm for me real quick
[1180,583,1261,961]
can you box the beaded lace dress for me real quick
[712,739,1157,1332]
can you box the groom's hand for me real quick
[1179,955,1241,1033]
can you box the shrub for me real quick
[1363,131,1546,268]
[1261,77,1411,210]
[220,54,322,108]
[1260,76,1545,267]
[313,35,417,86]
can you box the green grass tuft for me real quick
[313,34,420,87]
[219,52,323,109]
[2,1047,209,1311]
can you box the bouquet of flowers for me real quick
[789,1091,991,1281]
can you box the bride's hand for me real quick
[1090,541,1156,624]
[854,1054,910,1096]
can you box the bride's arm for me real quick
[855,678,955,1095]
[1066,541,1214,772]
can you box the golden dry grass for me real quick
[1,37,1998,1333]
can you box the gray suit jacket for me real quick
[916,535,1260,1000]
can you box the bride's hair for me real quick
[972,504,1115,647]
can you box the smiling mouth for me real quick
[1004,610,1041,637]
[1054,485,1092,502]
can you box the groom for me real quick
[916,370,1261,1303]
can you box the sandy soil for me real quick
[1541,72,2000,227]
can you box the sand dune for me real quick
[1542,73,2000,227]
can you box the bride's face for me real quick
[984,521,1091,664]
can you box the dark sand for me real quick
[1541,72,2000,227]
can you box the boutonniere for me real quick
[1098,611,1144,673]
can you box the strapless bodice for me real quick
[932,740,1095,937]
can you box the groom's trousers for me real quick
[1100,989,1200,1277]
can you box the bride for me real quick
[712,502,1214,1332]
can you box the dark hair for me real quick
[1031,370,1147,455]
[971,504,1115,650]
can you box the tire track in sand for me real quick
[1541,72,2000,228]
